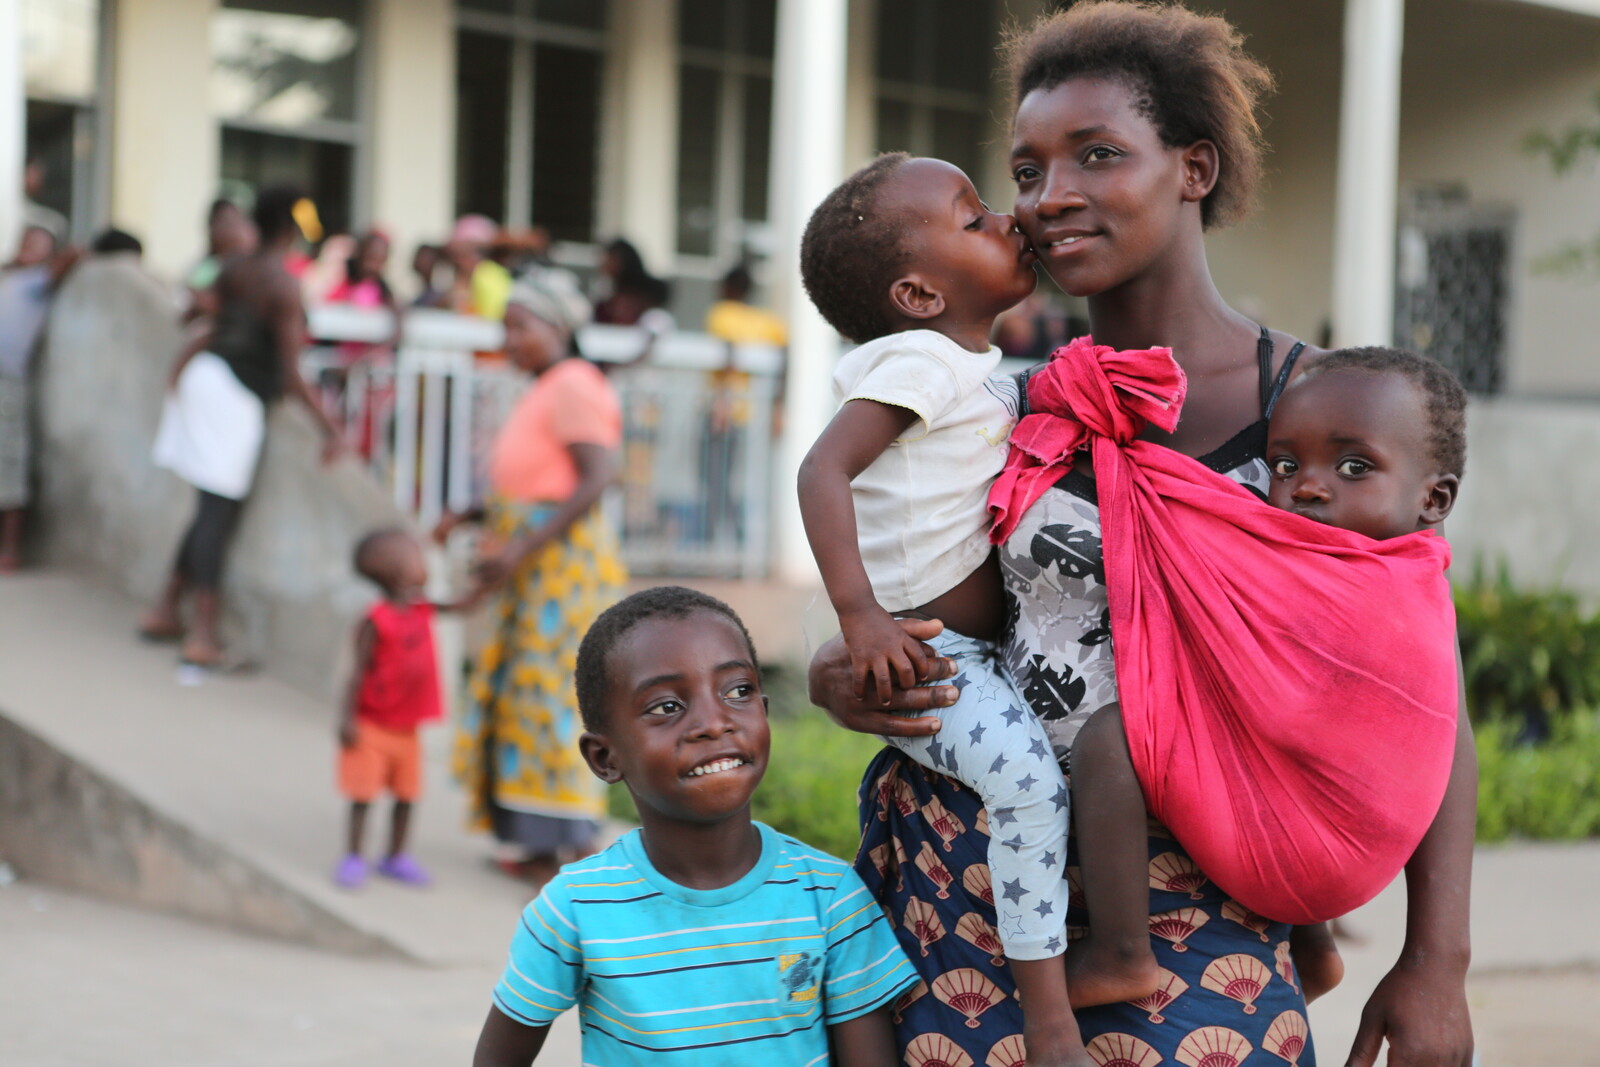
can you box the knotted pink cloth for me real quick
[988,337,1459,924]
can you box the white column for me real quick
[1330,0,1404,348]
[597,0,677,274]
[368,0,456,283]
[769,0,848,585]
[111,0,219,279]
[841,0,876,172]
[0,0,25,257]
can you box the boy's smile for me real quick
[583,612,770,826]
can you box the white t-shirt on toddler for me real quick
[831,328,1019,614]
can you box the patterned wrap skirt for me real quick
[454,500,627,843]
[857,749,1317,1066]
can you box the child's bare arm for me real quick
[797,399,929,702]
[828,1006,898,1067]
[472,1006,550,1067]
[338,619,376,748]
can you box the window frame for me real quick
[673,2,776,280]
[454,3,608,238]
[212,0,373,231]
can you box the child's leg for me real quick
[0,508,22,570]
[1066,703,1162,1006]
[1288,922,1344,1002]
[346,801,370,856]
[386,800,413,858]
[887,631,1087,1065]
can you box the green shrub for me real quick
[606,668,886,860]
[1475,712,1600,842]
[1454,567,1600,730]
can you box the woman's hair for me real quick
[1003,1,1275,229]
[252,184,307,244]
[799,152,912,344]
[574,586,759,733]
[604,238,671,307]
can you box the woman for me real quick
[143,186,342,667]
[593,238,672,330]
[435,276,626,882]
[809,5,1476,1065]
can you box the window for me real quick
[874,0,994,182]
[22,0,105,238]
[213,0,364,232]
[675,0,775,261]
[454,0,608,243]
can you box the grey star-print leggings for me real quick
[885,628,1070,960]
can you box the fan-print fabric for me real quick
[855,438,1316,1064]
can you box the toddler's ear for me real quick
[1419,473,1459,527]
[579,732,623,784]
[888,274,945,321]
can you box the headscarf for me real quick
[507,266,592,345]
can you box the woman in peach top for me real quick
[435,277,626,881]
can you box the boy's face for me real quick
[582,612,770,826]
[881,158,1038,322]
[1267,370,1456,540]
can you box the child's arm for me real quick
[338,619,376,748]
[472,1006,550,1067]
[828,1006,898,1067]
[797,399,930,703]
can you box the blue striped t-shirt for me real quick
[492,821,917,1065]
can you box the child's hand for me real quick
[839,608,933,704]
[338,718,358,749]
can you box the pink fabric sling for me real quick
[988,337,1459,924]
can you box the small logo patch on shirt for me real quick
[777,952,821,1002]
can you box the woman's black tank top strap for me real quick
[1255,324,1306,420]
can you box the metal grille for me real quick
[1394,190,1515,395]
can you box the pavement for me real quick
[2,569,1599,1065]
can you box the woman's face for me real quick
[1009,76,1201,299]
[503,304,565,373]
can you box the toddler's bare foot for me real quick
[1064,934,1162,1007]
[1289,924,1345,1003]
[0,552,19,574]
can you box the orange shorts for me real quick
[338,720,423,803]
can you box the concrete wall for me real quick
[1451,397,1600,594]
[0,711,405,957]
[36,258,406,699]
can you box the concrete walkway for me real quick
[3,569,1599,1064]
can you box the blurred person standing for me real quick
[0,227,81,572]
[429,214,511,322]
[143,186,344,668]
[409,243,444,307]
[432,275,623,882]
[593,238,672,331]
[185,199,257,323]
[700,264,786,542]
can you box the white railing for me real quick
[302,305,782,578]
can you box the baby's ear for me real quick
[579,731,623,784]
[888,274,945,321]
[1419,472,1459,527]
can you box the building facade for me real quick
[5,0,1599,582]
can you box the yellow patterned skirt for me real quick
[454,500,626,841]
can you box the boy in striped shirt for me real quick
[473,586,917,1067]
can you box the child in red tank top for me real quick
[334,528,470,889]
